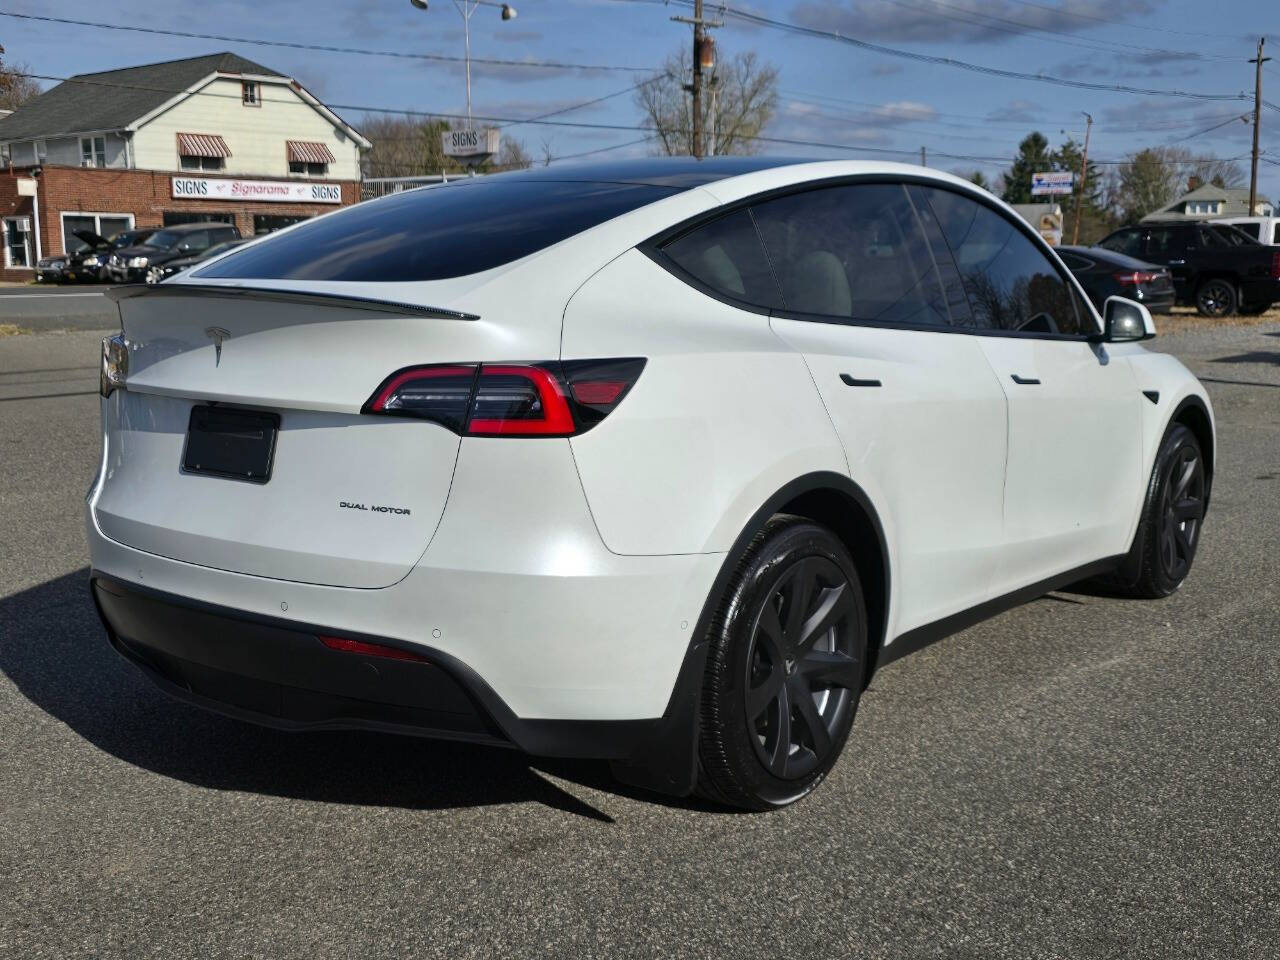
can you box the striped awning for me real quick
[177,133,232,158]
[286,140,337,164]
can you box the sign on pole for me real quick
[443,128,500,161]
[1031,171,1076,196]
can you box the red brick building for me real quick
[0,52,368,281]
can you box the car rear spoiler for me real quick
[105,283,479,320]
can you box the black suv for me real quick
[1097,220,1280,316]
[108,222,240,283]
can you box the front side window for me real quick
[752,183,951,326]
[198,178,680,283]
[922,186,1083,336]
[80,136,106,167]
[660,208,780,309]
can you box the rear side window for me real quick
[198,178,679,282]
[661,209,780,308]
[922,187,1083,336]
[752,183,951,326]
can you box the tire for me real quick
[1195,278,1236,317]
[696,516,868,811]
[1111,423,1208,599]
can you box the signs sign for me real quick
[1031,171,1076,196]
[442,128,500,159]
[171,177,342,204]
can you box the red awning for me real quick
[177,133,232,158]
[286,140,337,164]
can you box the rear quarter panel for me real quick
[561,249,849,556]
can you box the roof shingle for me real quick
[0,52,285,142]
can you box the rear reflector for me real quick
[319,635,430,663]
[363,358,645,436]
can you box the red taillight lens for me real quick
[319,635,429,662]
[1271,252,1280,280]
[363,359,645,436]
[1113,271,1161,285]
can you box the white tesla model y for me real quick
[88,159,1213,809]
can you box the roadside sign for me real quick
[443,128,500,159]
[1031,171,1075,196]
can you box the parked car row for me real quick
[35,222,243,285]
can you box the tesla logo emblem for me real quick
[205,327,230,366]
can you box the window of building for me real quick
[60,212,136,254]
[242,81,259,105]
[288,160,329,177]
[253,214,311,235]
[180,155,226,171]
[35,140,47,162]
[80,136,107,168]
[162,212,237,227]
[4,218,32,268]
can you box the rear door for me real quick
[758,182,1009,634]
[919,186,1143,590]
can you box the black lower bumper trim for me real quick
[91,575,667,762]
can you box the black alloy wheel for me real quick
[1108,422,1208,598]
[1156,436,1206,584]
[1195,279,1236,317]
[697,517,867,810]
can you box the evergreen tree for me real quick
[1000,132,1051,205]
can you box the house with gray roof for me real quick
[1141,182,1273,222]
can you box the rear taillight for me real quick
[1271,252,1280,280]
[1113,271,1162,285]
[363,359,645,436]
[100,333,128,397]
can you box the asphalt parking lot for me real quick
[1,320,1277,959]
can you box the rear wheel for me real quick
[696,517,867,810]
[1112,423,1207,598]
[1195,279,1236,317]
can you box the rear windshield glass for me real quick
[196,177,680,282]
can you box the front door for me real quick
[919,185,1144,592]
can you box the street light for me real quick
[409,0,518,128]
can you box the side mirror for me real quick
[1100,296,1155,342]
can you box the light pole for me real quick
[409,0,517,129]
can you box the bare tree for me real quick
[635,48,778,156]
[1110,147,1246,224]
[0,57,41,111]
[492,136,532,171]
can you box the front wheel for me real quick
[696,517,867,810]
[1195,279,1236,317]
[1112,423,1208,598]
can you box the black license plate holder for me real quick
[182,406,279,484]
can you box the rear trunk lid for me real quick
[92,283,555,588]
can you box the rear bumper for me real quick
[92,573,703,768]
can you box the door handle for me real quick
[1010,374,1041,385]
[840,373,882,387]
[1168,259,1186,265]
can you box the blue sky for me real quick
[5,0,1279,199]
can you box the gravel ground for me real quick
[0,324,1277,959]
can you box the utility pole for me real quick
[1071,112,1092,246]
[673,1,721,158]
[1250,37,1270,216]
[920,146,926,167]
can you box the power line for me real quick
[0,10,651,73]
[11,71,1254,171]
[629,0,1252,103]
[999,0,1255,43]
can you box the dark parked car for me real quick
[1057,245,1175,315]
[63,228,156,283]
[146,238,248,284]
[1097,220,1280,316]
[36,255,68,283]
[107,222,240,283]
